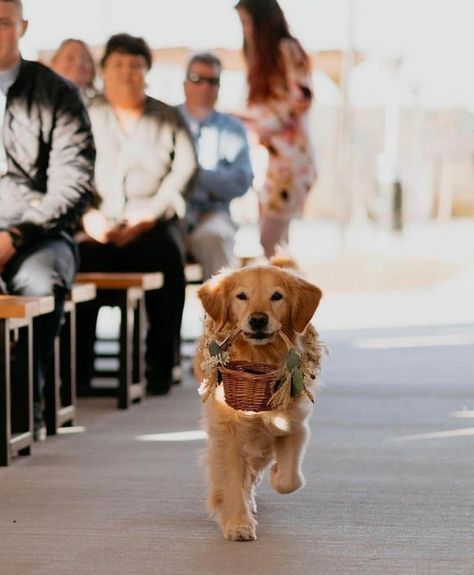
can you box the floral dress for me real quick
[249,38,317,221]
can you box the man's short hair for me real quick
[1,0,23,16]
[100,33,153,70]
[186,52,222,77]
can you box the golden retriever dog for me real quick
[194,260,322,541]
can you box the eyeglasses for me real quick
[187,72,220,87]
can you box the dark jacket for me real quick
[0,59,96,248]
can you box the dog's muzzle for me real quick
[245,313,272,341]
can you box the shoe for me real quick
[33,425,47,442]
[146,379,173,396]
[33,402,46,441]
[172,365,182,385]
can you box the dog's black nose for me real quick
[248,313,268,331]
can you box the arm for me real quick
[14,84,96,248]
[146,120,198,220]
[111,115,197,247]
[0,231,15,273]
[195,122,254,204]
[280,38,314,116]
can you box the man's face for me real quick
[103,52,147,106]
[184,62,220,111]
[0,2,27,70]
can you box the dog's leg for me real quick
[247,451,272,514]
[270,421,309,494]
[206,437,257,541]
[248,468,263,515]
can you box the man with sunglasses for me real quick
[178,52,253,280]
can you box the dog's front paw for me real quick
[224,524,257,542]
[270,462,304,494]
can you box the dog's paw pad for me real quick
[225,525,257,541]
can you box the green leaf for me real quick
[286,348,301,371]
[291,369,305,397]
[209,340,222,357]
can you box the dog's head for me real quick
[198,265,322,345]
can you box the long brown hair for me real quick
[235,0,309,104]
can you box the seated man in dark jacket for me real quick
[0,0,96,437]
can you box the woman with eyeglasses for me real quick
[235,0,317,258]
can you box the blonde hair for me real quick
[51,39,96,87]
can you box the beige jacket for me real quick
[89,94,197,222]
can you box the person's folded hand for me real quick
[0,231,16,273]
[82,209,111,243]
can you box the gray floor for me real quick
[1,321,473,575]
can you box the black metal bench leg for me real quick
[44,336,60,436]
[15,324,33,455]
[118,292,132,409]
[0,320,11,466]
[132,297,145,402]
[60,306,75,426]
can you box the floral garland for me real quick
[198,317,325,412]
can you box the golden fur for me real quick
[195,262,322,541]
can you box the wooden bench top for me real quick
[68,282,96,303]
[185,262,203,284]
[75,272,163,291]
[0,295,54,318]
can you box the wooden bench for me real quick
[43,283,96,436]
[74,273,163,409]
[184,251,264,286]
[185,261,204,285]
[0,295,54,466]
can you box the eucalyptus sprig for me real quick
[286,348,307,398]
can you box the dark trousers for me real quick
[1,235,78,428]
[76,220,186,387]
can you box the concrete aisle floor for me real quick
[1,320,473,575]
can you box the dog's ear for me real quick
[270,253,299,271]
[197,275,229,329]
[289,276,322,333]
[269,245,298,270]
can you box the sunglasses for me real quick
[187,72,220,87]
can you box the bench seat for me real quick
[74,273,163,409]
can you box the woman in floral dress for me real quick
[236,0,317,257]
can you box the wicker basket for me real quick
[218,361,284,412]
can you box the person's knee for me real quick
[10,266,63,297]
[191,228,232,255]
[7,240,76,297]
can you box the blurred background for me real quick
[21,0,474,330]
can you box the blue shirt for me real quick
[177,105,253,228]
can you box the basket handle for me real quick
[210,327,293,358]
[218,326,242,350]
[277,329,293,349]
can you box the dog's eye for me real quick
[236,292,248,301]
[271,291,283,301]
